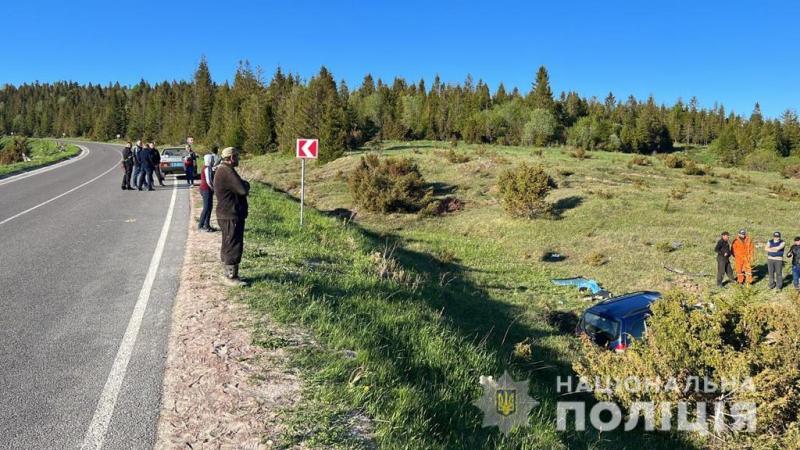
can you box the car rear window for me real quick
[626,316,646,340]
[582,312,620,341]
[162,148,186,157]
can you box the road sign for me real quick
[296,138,319,159]
[296,138,318,226]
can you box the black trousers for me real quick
[121,161,133,189]
[716,256,733,286]
[219,217,245,265]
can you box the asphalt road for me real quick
[0,142,191,449]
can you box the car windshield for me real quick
[582,312,620,341]
[162,148,187,157]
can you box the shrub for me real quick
[570,147,589,160]
[0,136,29,165]
[768,182,800,200]
[628,155,651,167]
[348,154,431,213]
[585,251,608,266]
[574,290,800,448]
[669,183,690,200]
[442,148,471,164]
[497,163,557,219]
[781,164,800,179]
[663,154,685,169]
[682,160,707,176]
[522,108,559,146]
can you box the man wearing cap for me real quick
[714,231,734,288]
[731,229,755,285]
[765,231,786,290]
[214,146,249,286]
[788,237,800,290]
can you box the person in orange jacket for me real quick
[731,229,755,285]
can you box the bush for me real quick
[574,290,800,448]
[348,154,431,213]
[768,182,800,200]
[585,251,608,266]
[781,164,800,179]
[522,108,559,146]
[682,160,707,176]
[497,163,557,218]
[628,155,651,167]
[570,147,590,160]
[663,154,685,169]
[441,148,470,164]
[0,136,29,165]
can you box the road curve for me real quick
[0,142,190,449]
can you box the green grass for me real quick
[0,137,81,176]
[238,141,800,448]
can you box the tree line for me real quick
[1,58,799,166]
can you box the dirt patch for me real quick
[156,188,303,449]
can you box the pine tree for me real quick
[529,66,555,112]
[191,56,214,139]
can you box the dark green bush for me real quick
[0,136,29,165]
[574,290,800,448]
[497,163,557,218]
[348,154,431,213]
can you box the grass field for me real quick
[238,141,800,448]
[0,137,81,177]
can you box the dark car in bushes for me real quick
[576,291,661,351]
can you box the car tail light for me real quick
[614,342,627,352]
[160,162,168,168]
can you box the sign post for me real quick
[296,138,319,226]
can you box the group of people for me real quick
[715,229,800,291]
[120,140,166,191]
[120,141,250,286]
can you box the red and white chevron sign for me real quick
[296,138,319,159]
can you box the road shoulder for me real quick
[156,187,302,448]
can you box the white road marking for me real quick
[80,178,178,450]
[0,155,118,227]
[0,145,90,187]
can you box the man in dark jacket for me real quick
[214,146,249,286]
[715,231,734,288]
[132,140,144,189]
[150,143,165,186]
[137,141,155,191]
[789,237,800,290]
[121,142,134,190]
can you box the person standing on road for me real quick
[788,237,800,291]
[765,231,786,290]
[121,142,134,190]
[714,231,734,288]
[732,229,755,285]
[215,147,249,286]
[184,145,198,186]
[132,140,144,189]
[150,143,165,187]
[198,154,216,232]
[137,141,155,191]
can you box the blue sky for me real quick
[3,0,798,117]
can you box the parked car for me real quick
[159,147,187,175]
[576,291,661,351]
